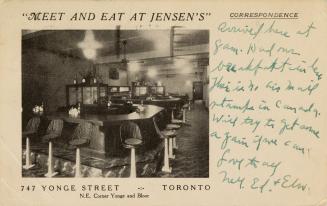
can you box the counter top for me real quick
[47,104,164,126]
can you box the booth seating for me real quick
[153,118,176,173]
[69,122,93,177]
[22,116,41,170]
[41,119,64,177]
[120,121,143,178]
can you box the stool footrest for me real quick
[162,166,172,173]
[23,164,35,170]
[45,172,58,177]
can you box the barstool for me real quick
[153,118,176,173]
[69,122,92,177]
[171,104,180,121]
[120,121,143,178]
[169,119,183,149]
[41,119,63,177]
[171,119,183,124]
[166,124,181,156]
[22,117,41,170]
[171,109,175,121]
[182,104,189,123]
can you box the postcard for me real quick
[0,0,326,205]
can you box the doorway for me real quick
[193,81,203,100]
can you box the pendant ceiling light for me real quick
[78,30,102,60]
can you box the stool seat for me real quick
[22,130,36,137]
[69,138,89,147]
[182,104,188,109]
[124,138,142,146]
[161,130,176,138]
[166,124,181,130]
[42,133,60,142]
[23,117,40,138]
[171,119,183,124]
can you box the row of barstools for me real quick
[22,101,191,177]
[22,118,93,177]
[156,103,190,173]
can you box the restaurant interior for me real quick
[22,28,209,178]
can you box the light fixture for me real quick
[174,59,187,68]
[174,59,193,73]
[128,62,141,73]
[142,30,170,51]
[78,30,102,60]
[181,66,192,74]
[147,68,158,78]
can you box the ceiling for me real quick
[22,29,209,62]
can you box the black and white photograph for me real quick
[1,1,327,205]
[21,28,209,178]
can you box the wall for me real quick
[151,73,201,100]
[202,65,209,108]
[23,50,209,115]
[126,61,206,100]
[96,63,128,86]
[22,48,92,113]
[95,42,209,103]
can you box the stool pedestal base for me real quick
[23,137,35,170]
[130,147,136,178]
[162,138,172,173]
[75,147,81,178]
[45,141,58,178]
[168,138,175,159]
[173,137,178,149]
[183,110,186,123]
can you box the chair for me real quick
[42,119,64,177]
[153,118,176,173]
[22,117,41,170]
[69,122,92,177]
[120,121,143,178]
